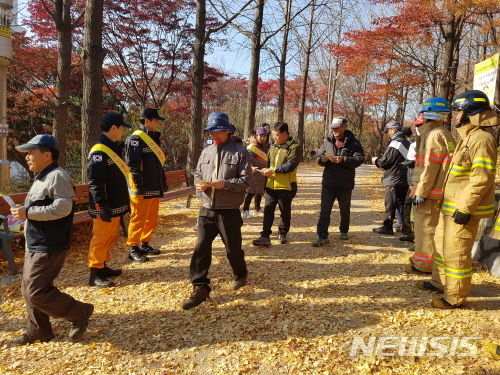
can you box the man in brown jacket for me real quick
[182,112,252,310]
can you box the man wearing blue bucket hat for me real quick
[181,112,251,310]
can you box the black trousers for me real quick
[22,250,89,337]
[261,187,296,238]
[316,187,352,238]
[384,185,409,221]
[242,193,263,211]
[190,207,248,285]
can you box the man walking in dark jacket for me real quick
[372,120,410,234]
[181,112,251,310]
[312,117,364,246]
[11,135,93,345]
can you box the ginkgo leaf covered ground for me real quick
[1,163,500,375]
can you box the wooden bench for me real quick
[162,170,196,207]
[0,170,194,280]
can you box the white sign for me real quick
[473,53,499,105]
[0,123,8,136]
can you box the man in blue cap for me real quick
[11,135,94,345]
[181,111,251,310]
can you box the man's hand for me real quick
[260,168,275,176]
[207,179,225,189]
[330,156,343,163]
[371,157,378,164]
[196,183,208,192]
[99,205,112,223]
[452,209,471,225]
[251,166,260,173]
[11,205,27,220]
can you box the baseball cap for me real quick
[256,127,268,135]
[330,117,348,129]
[381,120,402,134]
[101,113,132,130]
[140,107,165,120]
[16,134,60,151]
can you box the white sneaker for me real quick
[242,210,251,219]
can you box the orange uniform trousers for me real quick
[127,195,160,246]
[88,216,121,268]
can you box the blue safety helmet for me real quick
[420,97,451,113]
[451,90,491,115]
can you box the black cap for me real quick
[16,134,60,151]
[101,113,132,130]
[401,126,413,137]
[140,108,165,120]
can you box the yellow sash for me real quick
[247,144,268,162]
[133,130,166,165]
[90,144,130,179]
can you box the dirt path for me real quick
[1,163,500,374]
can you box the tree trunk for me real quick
[277,0,292,122]
[52,0,73,168]
[244,0,265,138]
[186,0,206,174]
[81,0,106,182]
[439,16,462,104]
[297,0,315,160]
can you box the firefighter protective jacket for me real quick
[410,120,455,200]
[441,123,497,219]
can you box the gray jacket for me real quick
[24,162,75,253]
[195,138,251,209]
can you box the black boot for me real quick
[140,242,161,255]
[372,219,394,235]
[128,246,149,262]
[181,285,211,310]
[89,268,114,288]
[101,262,122,277]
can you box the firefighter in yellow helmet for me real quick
[417,90,499,309]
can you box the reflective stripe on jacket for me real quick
[411,120,455,200]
